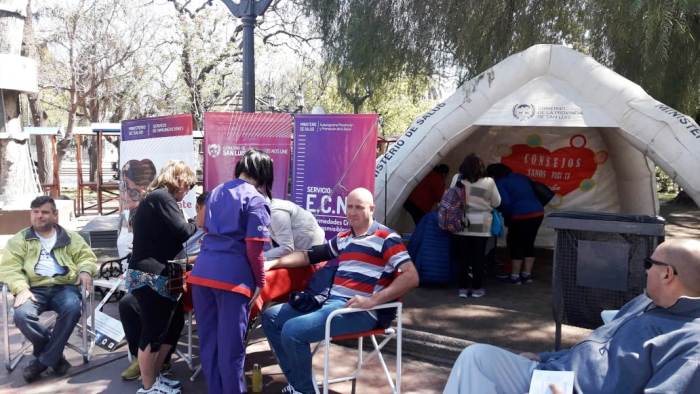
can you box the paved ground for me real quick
[1,201,698,393]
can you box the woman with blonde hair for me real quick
[126,160,198,394]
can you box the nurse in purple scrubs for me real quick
[187,149,273,394]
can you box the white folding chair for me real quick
[1,282,95,371]
[311,302,403,394]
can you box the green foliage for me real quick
[302,0,700,116]
[585,0,700,115]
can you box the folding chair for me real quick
[1,281,96,371]
[311,302,403,394]
[93,254,130,303]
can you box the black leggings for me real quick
[506,216,543,260]
[119,292,183,359]
[451,235,488,289]
[130,286,184,352]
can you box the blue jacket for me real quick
[494,173,543,219]
[538,294,700,393]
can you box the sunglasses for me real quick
[644,257,678,275]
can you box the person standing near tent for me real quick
[451,154,500,298]
[186,149,273,394]
[126,160,198,394]
[487,163,544,284]
[403,164,450,225]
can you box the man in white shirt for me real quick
[0,196,97,383]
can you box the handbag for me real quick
[166,258,190,296]
[490,210,505,237]
[529,179,555,206]
[289,262,338,313]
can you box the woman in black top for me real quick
[126,160,197,394]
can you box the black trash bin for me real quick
[545,211,665,349]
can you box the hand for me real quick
[248,287,261,309]
[345,295,377,310]
[519,352,541,361]
[549,384,564,394]
[13,289,37,308]
[264,259,278,271]
[78,272,93,294]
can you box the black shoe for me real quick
[23,360,47,383]
[53,357,71,376]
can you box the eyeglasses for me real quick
[644,257,678,275]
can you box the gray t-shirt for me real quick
[264,199,326,259]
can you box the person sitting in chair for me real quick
[0,196,97,383]
[443,238,700,394]
[263,187,419,394]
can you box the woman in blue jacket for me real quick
[487,164,544,284]
[187,149,273,394]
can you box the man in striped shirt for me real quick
[262,188,419,394]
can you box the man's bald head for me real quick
[654,238,700,296]
[347,188,374,206]
[346,188,375,234]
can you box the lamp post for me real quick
[221,0,273,113]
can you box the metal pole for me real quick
[241,13,255,112]
[220,0,272,113]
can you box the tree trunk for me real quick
[0,0,42,208]
[22,0,54,188]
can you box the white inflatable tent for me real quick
[374,44,700,240]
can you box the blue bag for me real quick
[490,210,505,237]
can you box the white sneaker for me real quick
[281,383,302,394]
[458,288,469,298]
[157,374,182,389]
[156,380,181,394]
[471,288,486,298]
[136,386,168,394]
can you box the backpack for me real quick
[438,186,467,232]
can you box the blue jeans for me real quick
[261,296,377,394]
[13,285,82,368]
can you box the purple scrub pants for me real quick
[192,285,250,394]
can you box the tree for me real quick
[0,0,42,207]
[301,0,699,116]
[585,0,700,115]
[37,0,164,181]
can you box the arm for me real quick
[645,359,700,393]
[265,242,335,270]
[0,234,31,295]
[489,178,502,208]
[264,209,295,260]
[70,232,98,293]
[346,261,419,309]
[246,239,265,288]
[71,232,98,277]
[157,193,197,243]
[265,250,311,271]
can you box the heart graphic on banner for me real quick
[501,135,601,196]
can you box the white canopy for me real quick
[375,44,700,235]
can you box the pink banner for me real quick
[292,114,378,238]
[203,112,293,197]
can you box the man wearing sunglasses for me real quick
[443,238,700,394]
